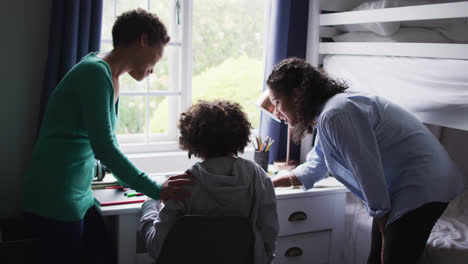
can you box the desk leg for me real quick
[330,192,346,264]
[117,214,137,264]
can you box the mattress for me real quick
[342,122,468,264]
[420,189,468,264]
[322,55,468,131]
[343,190,468,264]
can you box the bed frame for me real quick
[307,1,468,62]
[300,0,468,161]
[302,1,468,263]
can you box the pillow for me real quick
[332,28,453,43]
[335,0,464,37]
[336,0,401,36]
[402,18,468,43]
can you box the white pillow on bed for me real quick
[336,0,400,36]
[402,18,468,43]
[336,0,466,37]
[332,28,453,43]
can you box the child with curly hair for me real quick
[139,100,279,264]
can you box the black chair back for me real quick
[157,215,254,264]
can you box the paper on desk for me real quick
[314,177,344,188]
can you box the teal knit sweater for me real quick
[21,53,161,221]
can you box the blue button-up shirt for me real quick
[293,92,467,225]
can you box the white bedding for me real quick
[340,124,468,264]
[343,190,468,264]
[420,189,468,264]
[323,54,468,131]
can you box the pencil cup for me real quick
[254,151,269,172]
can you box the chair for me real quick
[156,215,254,264]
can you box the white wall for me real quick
[0,0,52,219]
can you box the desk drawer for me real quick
[275,230,330,264]
[277,195,334,236]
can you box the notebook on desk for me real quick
[93,188,147,206]
[314,177,345,188]
[93,173,183,206]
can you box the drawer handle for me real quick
[288,211,307,221]
[285,247,303,257]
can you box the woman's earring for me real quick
[188,152,192,159]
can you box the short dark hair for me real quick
[178,100,252,159]
[112,9,170,48]
[267,57,348,142]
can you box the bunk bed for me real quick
[304,0,468,263]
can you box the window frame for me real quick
[101,0,193,154]
[96,0,264,175]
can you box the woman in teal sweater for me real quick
[21,9,192,264]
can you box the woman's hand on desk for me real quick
[159,173,194,201]
[272,172,302,188]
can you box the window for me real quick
[101,0,264,155]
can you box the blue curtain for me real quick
[260,0,309,163]
[38,0,103,134]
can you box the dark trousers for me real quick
[367,202,448,264]
[24,206,116,264]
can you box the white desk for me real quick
[94,178,347,264]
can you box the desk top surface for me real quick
[94,177,347,216]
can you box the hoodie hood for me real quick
[186,156,258,216]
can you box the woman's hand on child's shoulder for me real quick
[159,173,194,201]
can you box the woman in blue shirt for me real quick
[268,57,467,264]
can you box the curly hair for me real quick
[178,100,252,160]
[266,57,348,142]
[112,9,170,48]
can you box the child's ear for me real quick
[140,33,149,47]
[293,87,300,98]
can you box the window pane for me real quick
[100,41,113,54]
[149,96,172,134]
[149,0,171,30]
[117,96,147,135]
[192,0,264,129]
[148,46,171,91]
[102,0,115,41]
[151,0,182,43]
[120,74,147,91]
[116,0,148,16]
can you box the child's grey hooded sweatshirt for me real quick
[140,156,279,264]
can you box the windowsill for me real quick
[92,147,256,189]
[126,147,255,174]
[119,141,181,154]
[92,147,258,190]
